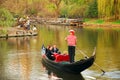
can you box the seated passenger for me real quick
[46,46,55,60]
[45,45,51,54]
[51,45,61,54]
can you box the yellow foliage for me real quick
[98,0,120,20]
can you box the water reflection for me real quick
[0,36,43,80]
[42,63,84,80]
[82,69,120,80]
[5,53,31,80]
[0,25,120,80]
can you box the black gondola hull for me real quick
[42,55,95,74]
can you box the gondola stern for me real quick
[92,47,96,55]
[92,47,96,60]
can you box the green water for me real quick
[0,24,120,80]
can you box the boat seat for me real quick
[54,54,70,62]
[53,53,59,57]
[63,55,70,61]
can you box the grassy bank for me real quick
[84,19,120,24]
[83,19,120,29]
[83,19,120,32]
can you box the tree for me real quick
[0,8,14,27]
[98,0,120,20]
[86,0,98,18]
[0,0,6,5]
[113,0,120,20]
[48,0,62,17]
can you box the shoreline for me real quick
[1,21,120,38]
[0,27,37,38]
[83,23,120,28]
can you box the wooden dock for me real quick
[0,30,37,38]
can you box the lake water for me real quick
[0,24,120,80]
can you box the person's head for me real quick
[49,46,53,50]
[53,45,56,48]
[63,51,68,54]
[47,45,51,49]
[69,29,75,35]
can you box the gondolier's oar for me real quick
[76,47,105,75]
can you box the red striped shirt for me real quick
[66,35,77,46]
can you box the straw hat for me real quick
[69,29,75,33]
[69,29,75,35]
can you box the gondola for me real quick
[41,45,96,74]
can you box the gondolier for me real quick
[65,29,77,63]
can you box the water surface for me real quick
[0,25,120,80]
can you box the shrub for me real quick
[0,8,15,27]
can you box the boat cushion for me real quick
[53,53,70,62]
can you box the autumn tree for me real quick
[48,0,62,17]
[0,0,6,5]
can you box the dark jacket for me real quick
[46,49,55,60]
[52,48,59,53]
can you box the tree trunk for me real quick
[114,0,119,20]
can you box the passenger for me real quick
[63,51,68,55]
[51,45,61,54]
[46,46,55,60]
[45,45,51,54]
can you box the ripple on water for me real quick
[82,69,120,80]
